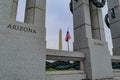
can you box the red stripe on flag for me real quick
[65,31,71,42]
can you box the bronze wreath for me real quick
[90,0,106,8]
[70,0,106,13]
[105,14,110,28]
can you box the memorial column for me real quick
[25,0,46,27]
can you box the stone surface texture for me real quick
[90,2,105,40]
[0,20,46,80]
[0,0,46,80]
[25,0,46,26]
[46,71,86,80]
[0,0,18,20]
[12,0,18,20]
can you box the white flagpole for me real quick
[67,27,69,52]
[67,40,69,52]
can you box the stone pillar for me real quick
[107,0,120,56]
[0,0,46,80]
[25,0,46,26]
[72,0,113,79]
[11,0,18,20]
[0,0,18,20]
[90,2,106,41]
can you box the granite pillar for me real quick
[0,0,18,20]
[11,0,18,20]
[25,0,46,27]
[90,2,106,41]
[72,0,113,79]
[107,0,120,56]
[0,0,46,80]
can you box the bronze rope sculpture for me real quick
[70,0,106,13]
[90,0,106,8]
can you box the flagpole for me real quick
[67,40,69,52]
[67,27,69,52]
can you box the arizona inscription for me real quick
[7,24,37,33]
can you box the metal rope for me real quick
[70,0,106,13]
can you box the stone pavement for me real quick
[115,77,120,80]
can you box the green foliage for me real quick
[46,67,76,71]
[47,68,57,71]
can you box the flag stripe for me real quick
[65,31,71,42]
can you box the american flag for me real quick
[65,31,71,42]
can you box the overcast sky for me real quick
[16,0,113,54]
